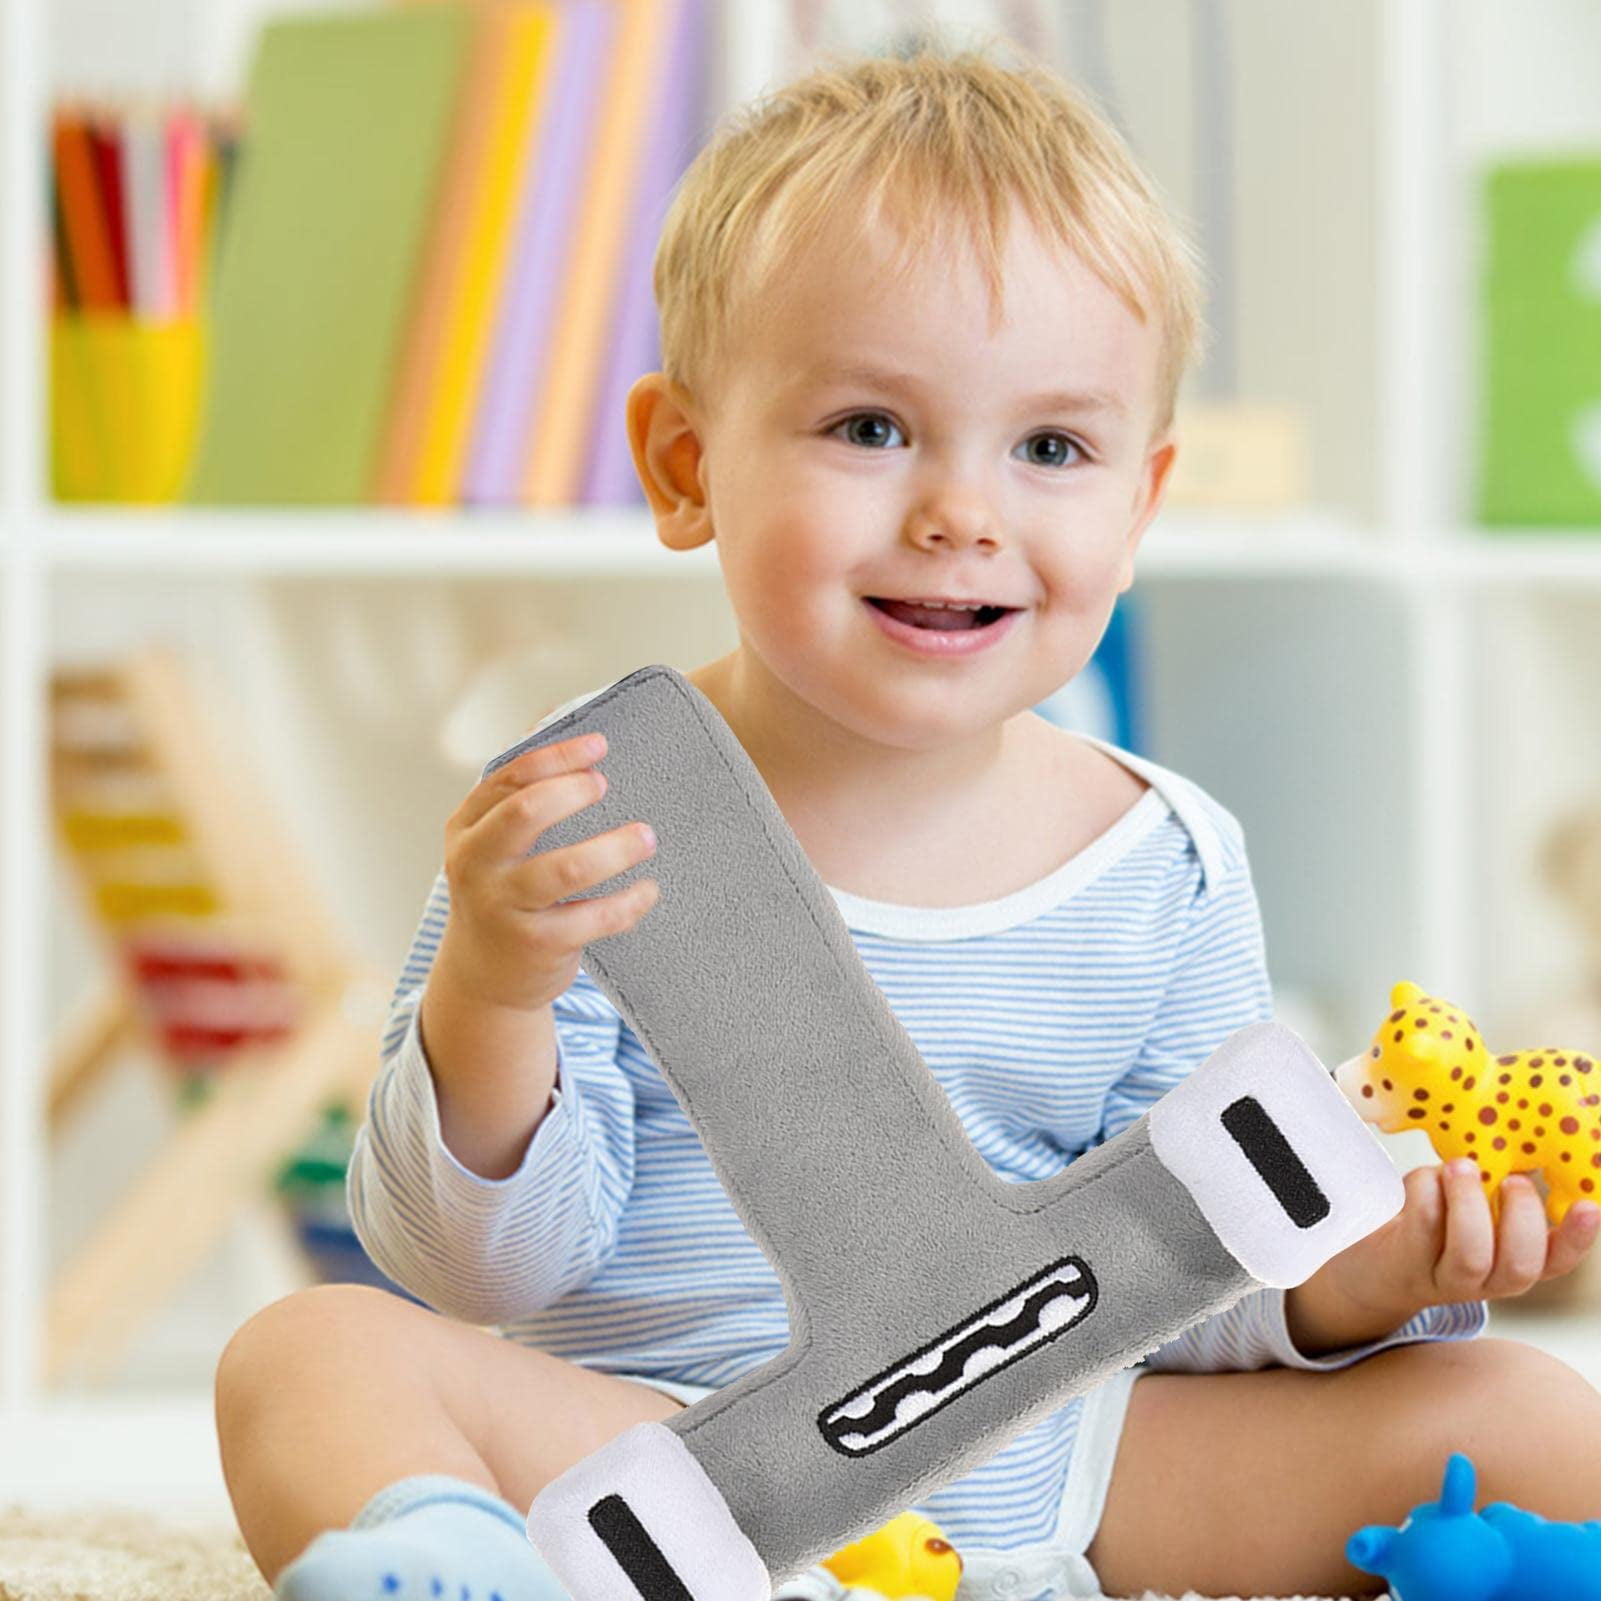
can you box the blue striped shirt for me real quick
[349,707,1486,1551]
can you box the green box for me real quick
[1480,157,1601,528]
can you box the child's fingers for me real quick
[480,767,612,864]
[1434,1159,1496,1293]
[451,733,606,833]
[1391,1162,1446,1248]
[506,819,658,913]
[1481,1174,1550,1297]
[510,876,662,954]
[1541,1200,1601,1284]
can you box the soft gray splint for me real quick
[480,665,1403,1601]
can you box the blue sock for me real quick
[274,1474,569,1601]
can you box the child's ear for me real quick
[627,374,712,550]
[1117,433,1178,592]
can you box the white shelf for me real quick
[42,506,719,577]
[33,507,1601,585]
[38,505,1377,578]
[1430,531,1601,586]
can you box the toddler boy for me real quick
[217,42,1601,1601]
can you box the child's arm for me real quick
[419,927,561,1181]
[1097,815,1490,1374]
[346,867,638,1325]
[1283,1155,1599,1358]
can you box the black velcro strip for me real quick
[586,1495,694,1601]
[1220,1095,1330,1229]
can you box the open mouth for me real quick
[865,598,1015,631]
[818,1255,1098,1456]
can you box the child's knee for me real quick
[1415,1334,1598,1432]
[1466,1337,1601,1505]
[1365,1336,1601,1511]
[216,1284,401,1417]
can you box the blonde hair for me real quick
[653,41,1208,440]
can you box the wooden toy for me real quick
[46,643,385,1385]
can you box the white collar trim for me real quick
[822,736,1226,942]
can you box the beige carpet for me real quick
[0,1506,269,1601]
[0,1506,1364,1601]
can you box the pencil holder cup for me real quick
[50,312,206,502]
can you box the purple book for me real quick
[579,0,710,505]
[463,0,618,506]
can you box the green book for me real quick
[1480,157,1601,529]
[186,5,476,504]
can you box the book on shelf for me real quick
[582,0,706,502]
[187,0,712,510]
[458,0,621,506]
[520,0,677,505]
[185,4,481,506]
[375,4,560,506]
[1480,156,1601,529]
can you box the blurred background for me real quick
[2,0,1600,1520]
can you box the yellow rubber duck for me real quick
[820,1510,964,1601]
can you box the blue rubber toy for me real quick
[1346,1451,1601,1601]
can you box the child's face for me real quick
[640,202,1177,753]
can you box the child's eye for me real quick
[1016,431,1085,469]
[826,415,1086,465]
[830,412,905,450]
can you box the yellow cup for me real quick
[50,314,207,502]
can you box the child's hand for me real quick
[1290,1161,1601,1354]
[436,731,659,1013]
[1374,1161,1599,1305]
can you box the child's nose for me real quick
[901,483,1001,552]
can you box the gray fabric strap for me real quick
[499,665,1400,1594]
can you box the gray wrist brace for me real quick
[481,665,1402,1601]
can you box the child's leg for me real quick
[214,1284,685,1586]
[1085,1334,1601,1600]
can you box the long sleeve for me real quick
[1089,801,1490,1374]
[346,867,639,1326]
[1139,1283,1489,1373]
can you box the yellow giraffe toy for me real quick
[1336,981,1601,1225]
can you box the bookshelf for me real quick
[4,0,1601,1516]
